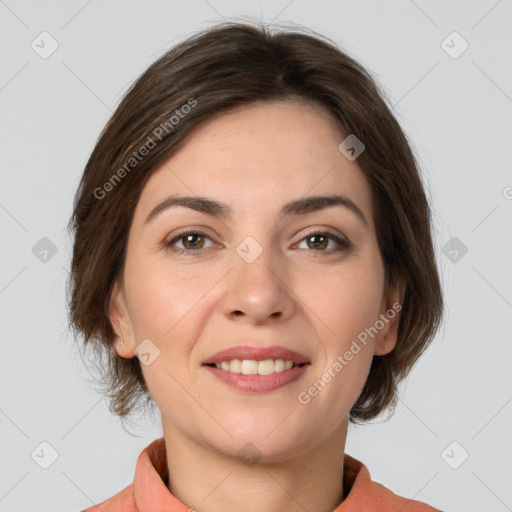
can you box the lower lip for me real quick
[203,364,310,392]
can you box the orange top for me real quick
[82,438,441,512]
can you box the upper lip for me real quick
[202,345,310,365]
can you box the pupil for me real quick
[309,235,326,249]
[185,234,202,248]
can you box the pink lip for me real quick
[202,345,310,365]
[203,364,309,392]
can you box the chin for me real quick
[209,423,312,462]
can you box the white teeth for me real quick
[256,359,275,375]
[241,359,259,375]
[230,359,242,373]
[213,358,300,374]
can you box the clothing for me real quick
[82,437,441,511]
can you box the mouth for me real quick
[201,345,311,390]
[203,360,309,375]
[202,345,310,368]
[202,359,311,393]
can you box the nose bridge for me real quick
[225,232,293,321]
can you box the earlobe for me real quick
[109,280,135,357]
[374,276,406,356]
[374,316,399,356]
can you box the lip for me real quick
[202,345,310,365]
[202,345,311,393]
[203,364,309,392]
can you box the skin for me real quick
[110,100,404,512]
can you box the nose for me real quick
[223,244,295,325]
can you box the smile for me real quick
[203,361,310,392]
[206,358,305,375]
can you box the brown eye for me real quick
[180,233,205,250]
[163,230,214,255]
[306,234,329,250]
[297,230,351,254]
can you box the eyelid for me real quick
[163,226,218,248]
[294,227,351,252]
[297,226,346,242]
[162,225,351,254]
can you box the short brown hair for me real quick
[66,19,443,427]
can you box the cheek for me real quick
[297,259,384,343]
[124,259,218,418]
[125,257,223,373]
[294,257,383,409]
[126,257,202,335]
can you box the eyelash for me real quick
[162,229,351,256]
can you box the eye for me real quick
[163,228,351,256]
[163,229,215,255]
[295,230,351,254]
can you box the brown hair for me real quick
[66,19,443,428]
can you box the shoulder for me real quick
[340,454,441,511]
[370,480,441,511]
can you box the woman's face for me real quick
[111,100,402,461]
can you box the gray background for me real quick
[1,1,511,511]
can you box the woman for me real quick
[68,19,444,512]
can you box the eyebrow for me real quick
[144,193,368,227]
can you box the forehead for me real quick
[135,100,374,227]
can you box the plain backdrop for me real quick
[1,1,511,511]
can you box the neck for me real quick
[162,420,348,512]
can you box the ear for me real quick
[109,279,135,358]
[374,275,406,356]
